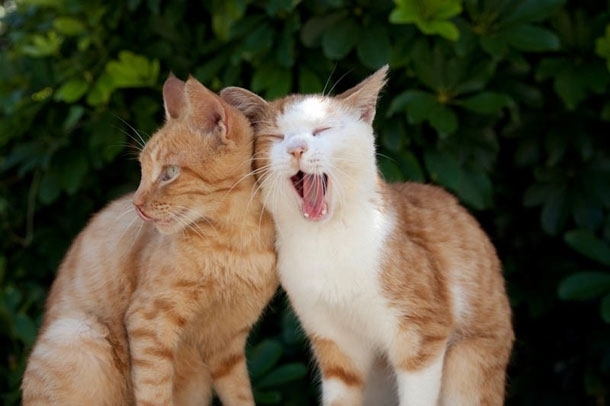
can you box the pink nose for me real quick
[288,145,307,159]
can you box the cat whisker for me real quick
[375,151,396,163]
[322,64,338,96]
[170,206,210,239]
[253,168,278,229]
[113,115,149,151]
[324,66,351,97]
[115,206,145,252]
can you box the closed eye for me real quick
[160,165,180,182]
[264,133,284,141]
[313,127,331,136]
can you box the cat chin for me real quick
[151,222,180,235]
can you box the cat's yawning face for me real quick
[280,98,333,220]
[221,66,388,223]
[265,96,374,221]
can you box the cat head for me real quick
[220,65,388,223]
[132,74,255,235]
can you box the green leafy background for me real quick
[2,0,610,404]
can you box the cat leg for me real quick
[439,335,511,406]
[310,335,374,406]
[389,332,446,406]
[173,342,213,406]
[22,317,131,406]
[209,328,255,406]
[125,292,199,406]
[395,352,444,406]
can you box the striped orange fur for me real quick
[21,75,278,405]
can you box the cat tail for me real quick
[21,316,132,406]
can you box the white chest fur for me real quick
[276,200,399,347]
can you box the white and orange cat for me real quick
[21,75,278,405]
[221,65,514,406]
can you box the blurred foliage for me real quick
[1,0,610,404]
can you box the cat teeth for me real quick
[302,205,328,219]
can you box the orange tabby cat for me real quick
[222,66,514,405]
[21,75,278,406]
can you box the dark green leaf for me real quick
[379,156,405,182]
[456,170,493,210]
[301,13,345,48]
[505,24,561,52]
[2,286,22,312]
[411,40,445,91]
[479,35,508,57]
[264,0,297,15]
[243,24,274,55]
[298,67,323,93]
[58,152,88,195]
[321,17,360,60]
[255,363,308,388]
[558,271,610,300]
[501,0,566,26]
[63,105,85,131]
[398,151,425,182]
[253,389,282,404]
[564,229,610,267]
[13,313,37,346]
[424,149,462,190]
[265,69,291,100]
[380,119,408,152]
[247,339,283,379]
[357,26,391,69]
[211,0,246,41]
[38,169,62,205]
[541,187,568,235]
[88,124,128,165]
[554,69,586,110]
[458,91,510,114]
[276,25,295,67]
[427,103,458,136]
[388,90,438,124]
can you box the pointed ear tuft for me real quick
[184,76,230,141]
[337,65,389,124]
[220,87,268,124]
[162,72,186,120]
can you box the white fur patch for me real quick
[43,317,106,343]
[396,352,444,406]
[450,282,468,324]
[322,378,360,406]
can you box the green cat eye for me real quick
[161,165,180,182]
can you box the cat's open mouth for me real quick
[290,171,328,221]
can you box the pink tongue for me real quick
[302,174,327,220]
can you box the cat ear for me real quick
[220,87,269,124]
[162,73,187,120]
[336,65,389,124]
[184,76,230,141]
